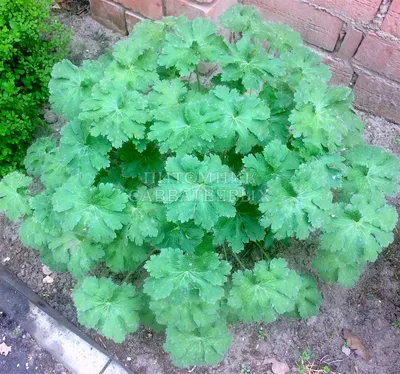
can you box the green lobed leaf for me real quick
[52,174,129,243]
[151,220,205,253]
[157,154,245,230]
[48,230,104,277]
[286,275,322,319]
[0,171,32,221]
[72,277,142,343]
[144,248,230,331]
[158,17,227,75]
[119,142,164,182]
[148,99,219,154]
[24,136,56,177]
[29,191,62,235]
[219,37,285,91]
[124,187,167,245]
[49,58,108,120]
[38,245,69,273]
[219,3,262,33]
[164,323,232,367]
[105,230,149,272]
[259,162,333,239]
[211,73,247,94]
[320,194,398,263]
[343,145,400,198]
[306,155,345,189]
[60,119,112,177]
[313,249,366,288]
[252,21,303,54]
[289,79,363,152]
[228,258,302,322]
[241,139,300,189]
[40,148,71,190]
[80,80,150,148]
[195,234,215,256]
[139,293,166,332]
[148,289,222,332]
[19,215,48,250]
[259,82,294,115]
[129,19,169,51]
[144,248,231,304]
[213,202,265,253]
[210,85,270,154]
[148,78,188,119]
[281,47,331,88]
[106,39,159,92]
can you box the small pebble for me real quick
[306,316,318,326]
[42,265,52,276]
[44,111,58,125]
[127,357,132,361]
[43,276,54,284]
[342,346,351,356]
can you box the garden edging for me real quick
[0,264,132,374]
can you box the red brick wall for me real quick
[90,0,400,124]
[90,0,238,33]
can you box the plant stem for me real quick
[170,67,177,79]
[223,242,228,261]
[195,64,201,91]
[232,251,246,270]
[255,241,269,260]
[122,248,157,284]
[122,270,134,283]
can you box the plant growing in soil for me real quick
[0,4,399,367]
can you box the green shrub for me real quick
[0,4,399,367]
[0,0,70,177]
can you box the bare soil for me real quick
[1,10,400,374]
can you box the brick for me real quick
[353,72,400,124]
[165,0,237,22]
[314,49,354,85]
[125,11,145,34]
[337,27,363,60]
[244,0,343,51]
[113,0,163,20]
[354,33,400,83]
[90,0,127,35]
[325,57,354,86]
[310,0,381,22]
[382,0,400,38]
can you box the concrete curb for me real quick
[0,264,133,374]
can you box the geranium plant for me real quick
[0,4,399,367]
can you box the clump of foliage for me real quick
[0,4,399,367]
[0,0,70,177]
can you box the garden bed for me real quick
[1,8,400,374]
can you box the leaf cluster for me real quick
[0,3,398,368]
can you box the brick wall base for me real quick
[89,0,400,124]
